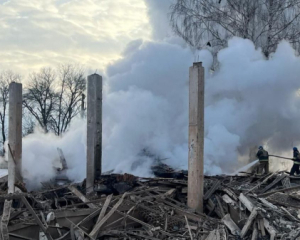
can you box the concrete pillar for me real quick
[86,74,102,195]
[8,82,22,193]
[188,62,204,212]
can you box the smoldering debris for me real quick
[1,167,300,239]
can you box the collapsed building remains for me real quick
[1,164,300,239]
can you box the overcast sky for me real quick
[0,0,173,76]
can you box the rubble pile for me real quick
[1,169,300,239]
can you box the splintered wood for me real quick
[0,171,300,239]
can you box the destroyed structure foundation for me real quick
[1,170,300,239]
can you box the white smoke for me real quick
[16,36,300,189]
[21,120,86,189]
[104,36,300,175]
[143,0,174,40]
[103,40,192,175]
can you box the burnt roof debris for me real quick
[1,167,300,239]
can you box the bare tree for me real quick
[23,68,57,133]
[22,109,35,137]
[23,65,86,135]
[0,71,21,154]
[50,65,86,135]
[170,0,300,60]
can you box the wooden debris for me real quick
[185,215,194,240]
[263,218,276,240]
[204,180,220,200]
[245,171,277,194]
[0,200,12,240]
[95,194,113,224]
[205,229,220,240]
[221,214,240,235]
[240,207,258,238]
[89,192,127,239]
[251,221,258,240]
[0,171,298,239]
[259,218,266,236]
[21,196,53,240]
[260,173,286,193]
[239,193,254,211]
[68,185,97,208]
[258,197,277,209]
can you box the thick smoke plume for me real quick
[5,37,300,189]
[21,120,86,190]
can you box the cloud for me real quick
[0,0,151,75]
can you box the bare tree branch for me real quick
[0,71,21,154]
[170,0,300,61]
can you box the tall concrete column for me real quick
[86,74,102,195]
[188,62,204,212]
[8,82,22,193]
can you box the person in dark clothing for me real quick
[256,146,269,174]
[290,147,300,176]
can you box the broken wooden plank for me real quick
[222,194,237,205]
[112,208,174,238]
[158,197,220,223]
[21,196,53,240]
[164,188,176,198]
[207,198,222,218]
[215,195,225,218]
[65,218,90,237]
[204,180,220,200]
[246,172,277,194]
[8,233,35,240]
[39,210,48,229]
[89,192,128,239]
[89,194,113,238]
[223,188,238,201]
[259,218,266,236]
[0,200,12,240]
[97,194,113,224]
[263,218,276,240]
[239,193,254,211]
[68,185,97,208]
[185,215,194,240]
[258,198,277,209]
[281,206,300,222]
[258,184,300,198]
[240,208,258,238]
[70,224,75,240]
[221,214,241,236]
[260,173,286,193]
[251,221,258,240]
